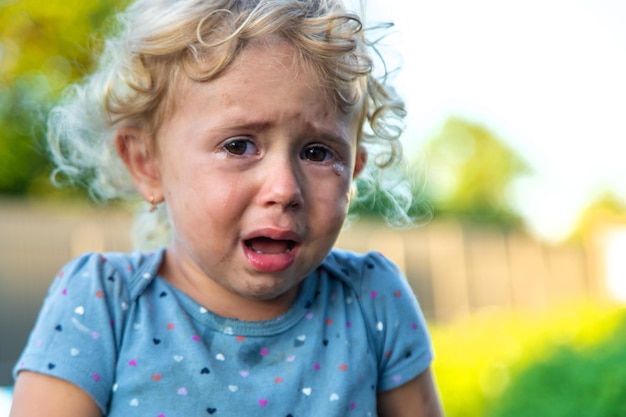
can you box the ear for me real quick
[115,127,162,202]
[352,145,368,178]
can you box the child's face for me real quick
[149,40,365,316]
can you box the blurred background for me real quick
[1,0,626,416]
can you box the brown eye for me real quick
[301,146,332,162]
[224,139,255,156]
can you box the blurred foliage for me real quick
[431,302,626,417]
[484,318,626,417]
[422,117,530,227]
[569,191,626,241]
[351,117,531,227]
[0,0,125,196]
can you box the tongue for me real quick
[247,237,291,254]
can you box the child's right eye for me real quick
[222,139,257,156]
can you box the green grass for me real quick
[430,301,626,417]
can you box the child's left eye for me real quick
[300,145,334,163]
[223,139,257,156]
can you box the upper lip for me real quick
[242,228,302,243]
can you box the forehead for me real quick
[159,39,363,143]
[174,38,363,117]
[226,40,315,91]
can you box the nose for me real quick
[258,156,304,210]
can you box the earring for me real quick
[149,195,158,213]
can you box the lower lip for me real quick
[243,245,297,273]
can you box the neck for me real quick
[158,247,300,321]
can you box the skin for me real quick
[377,368,444,417]
[11,39,443,417]
[141,39,365,321]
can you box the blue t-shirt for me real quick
[14,248,433,416]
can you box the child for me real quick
[11,0,443,416]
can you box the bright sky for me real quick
[349,0,626,241]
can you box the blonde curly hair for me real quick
[48,0,409,249]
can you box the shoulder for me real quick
[59,249,162,281]
[321,248,421,332]
[53,248,165,300]
[322,248,405,294]
[32,248,165,323]
[322,248,434,391]
[31,249,164,326]
[13,249,166,412]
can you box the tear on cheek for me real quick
[332,162,346,176]
[245,237,296,254]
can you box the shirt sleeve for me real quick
[355,251,434,392]
[13,252,131,414]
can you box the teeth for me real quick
[246,238,295,254]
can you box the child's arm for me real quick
[10,371,101,417]
[377,367,444,417]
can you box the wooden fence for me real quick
[336,220,600,323]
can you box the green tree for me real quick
[422,117,529,226]
[0,0,125,196]
[568,191,626,241]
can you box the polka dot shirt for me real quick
[14,248,433,416]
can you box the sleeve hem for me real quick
[14,355,110,414]
[377,350,434,392]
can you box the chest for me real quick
[107,285,380,416]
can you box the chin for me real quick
[238,279,298,302]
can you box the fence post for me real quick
[426,220,471,323]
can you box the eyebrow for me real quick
[219,117,352,145]
[226,120,273,132]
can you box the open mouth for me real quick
[245,237,297,254]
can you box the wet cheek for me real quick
[309,172,349,195]
[332,161,347,176]
[312,183,352,219]
[224,173,244,202]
